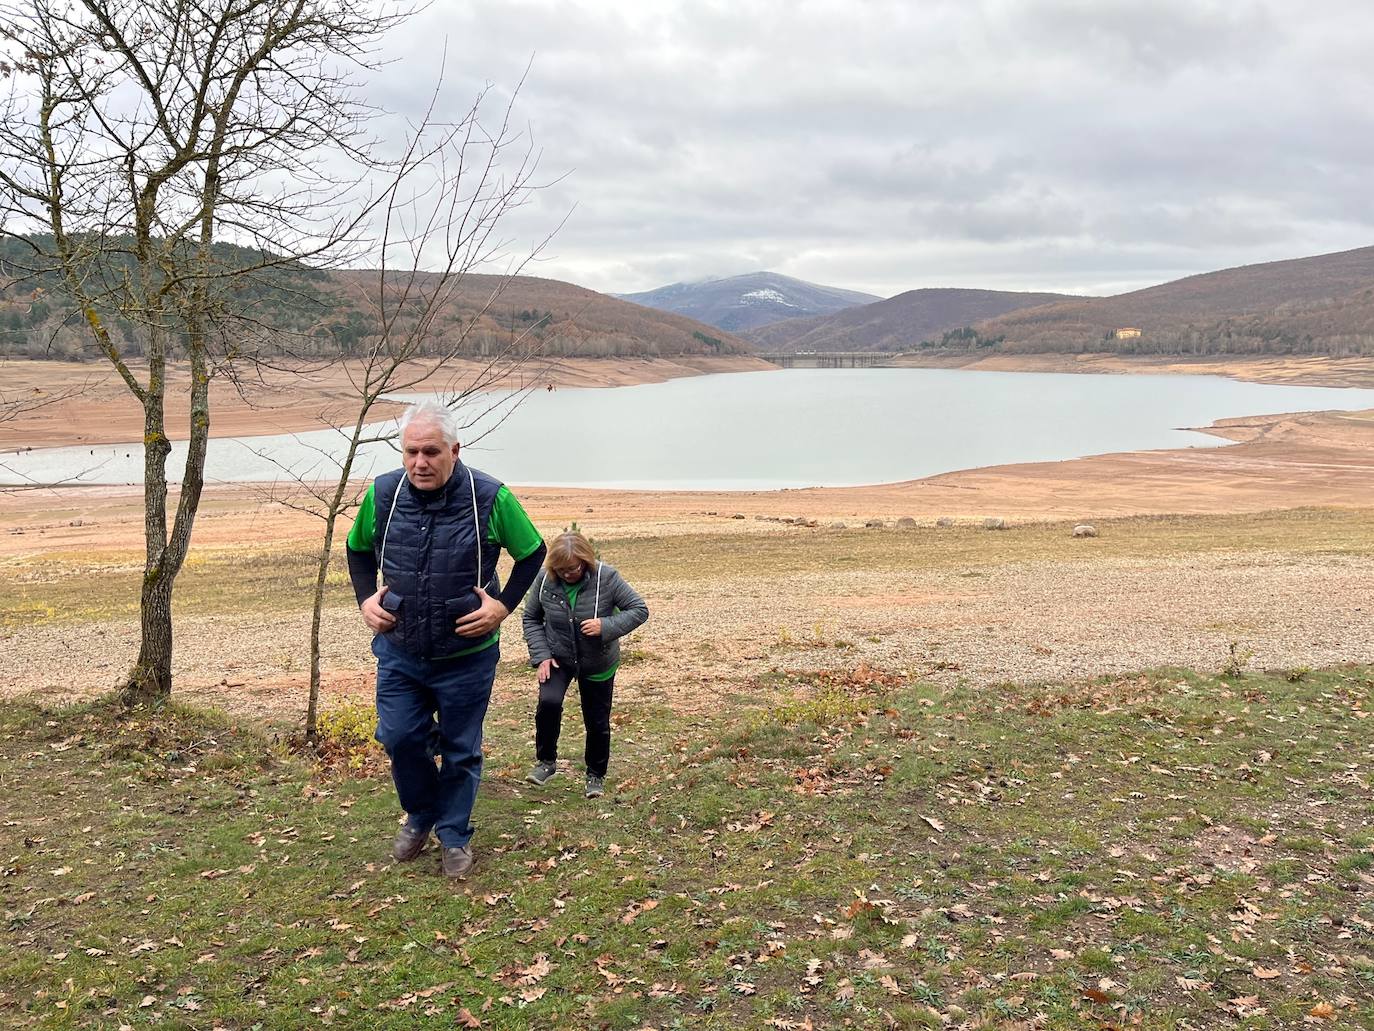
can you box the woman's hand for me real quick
[538,658,559,683]
[580,618,602,637]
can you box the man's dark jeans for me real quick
[534,664,615,777]
[372,634,498,848]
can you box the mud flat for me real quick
[0,354,776,450]
[889,350,1374,388]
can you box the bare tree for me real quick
[247,77,561,741]
[0,0,415,701]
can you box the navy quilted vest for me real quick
[371,462,504,659]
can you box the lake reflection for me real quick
[7,368,1374,490]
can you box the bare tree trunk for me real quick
[129,562,174,701]
[125,332,211,703]
[306,512,340,743]
[5,0,415,705]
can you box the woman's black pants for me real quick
[534,663,615,777]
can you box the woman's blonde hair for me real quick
[545,530,596,576]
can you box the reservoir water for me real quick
[7,367,1374,490]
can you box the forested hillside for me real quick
[0,238,749,361]
[744,287,1075,352]
[975,245,1374,357]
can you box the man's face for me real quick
[401,419,459,490]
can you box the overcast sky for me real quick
[364,0,1374,299]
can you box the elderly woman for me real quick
[522,530,649,798]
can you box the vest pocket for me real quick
[445,590,483,632]
[380,590,404,641]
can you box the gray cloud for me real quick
[355,0,1374,298]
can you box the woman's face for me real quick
[554,562,585,584]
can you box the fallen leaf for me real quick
[920,815,945,833]
[1253,966,1281,980]
[1309,1001,1336,1021]
[516,955,553,986]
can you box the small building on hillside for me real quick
[1114,327,1142,339]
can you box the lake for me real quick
[7,368,1374,490]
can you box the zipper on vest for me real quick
[563,589,581,676]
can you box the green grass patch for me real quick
[3,664,1373,1028]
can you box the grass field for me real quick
[2,660,1371,1029]
[9,507,1374,629]
[2,508,1373,1027]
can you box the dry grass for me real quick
[3,507,1374,732]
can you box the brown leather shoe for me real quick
[442,844,474,879]
[391,824,430,862]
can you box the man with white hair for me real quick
[346,400,546,879]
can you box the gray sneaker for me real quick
[585,774,605,799]
[526,760,558,785]
[442,844,474,879]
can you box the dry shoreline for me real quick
[6,354,1374,718]
[5,352,1374,453]
[887,351,1374,389]
[6,406,1374,559]
[5,353,1374,555]
[0,355,776,451]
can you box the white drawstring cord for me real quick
[378,481,402,586]
[468,468,482,590]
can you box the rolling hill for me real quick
[0,239,751,362]
[619,271,881,332]
[976,245,1374,357]
[744,287,1078,352]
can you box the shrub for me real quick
[1221,641,1254,678]
[317,701,385,773]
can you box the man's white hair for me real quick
[398,400,460,446]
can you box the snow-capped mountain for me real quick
[618,272,881,332]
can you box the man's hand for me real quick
[361,587,396,633]
[580,618,603,637]
[454,586,510,638]
[538,658,559,684]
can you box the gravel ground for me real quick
[5,547,1372,727]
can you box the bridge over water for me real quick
[755,351,907,368]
